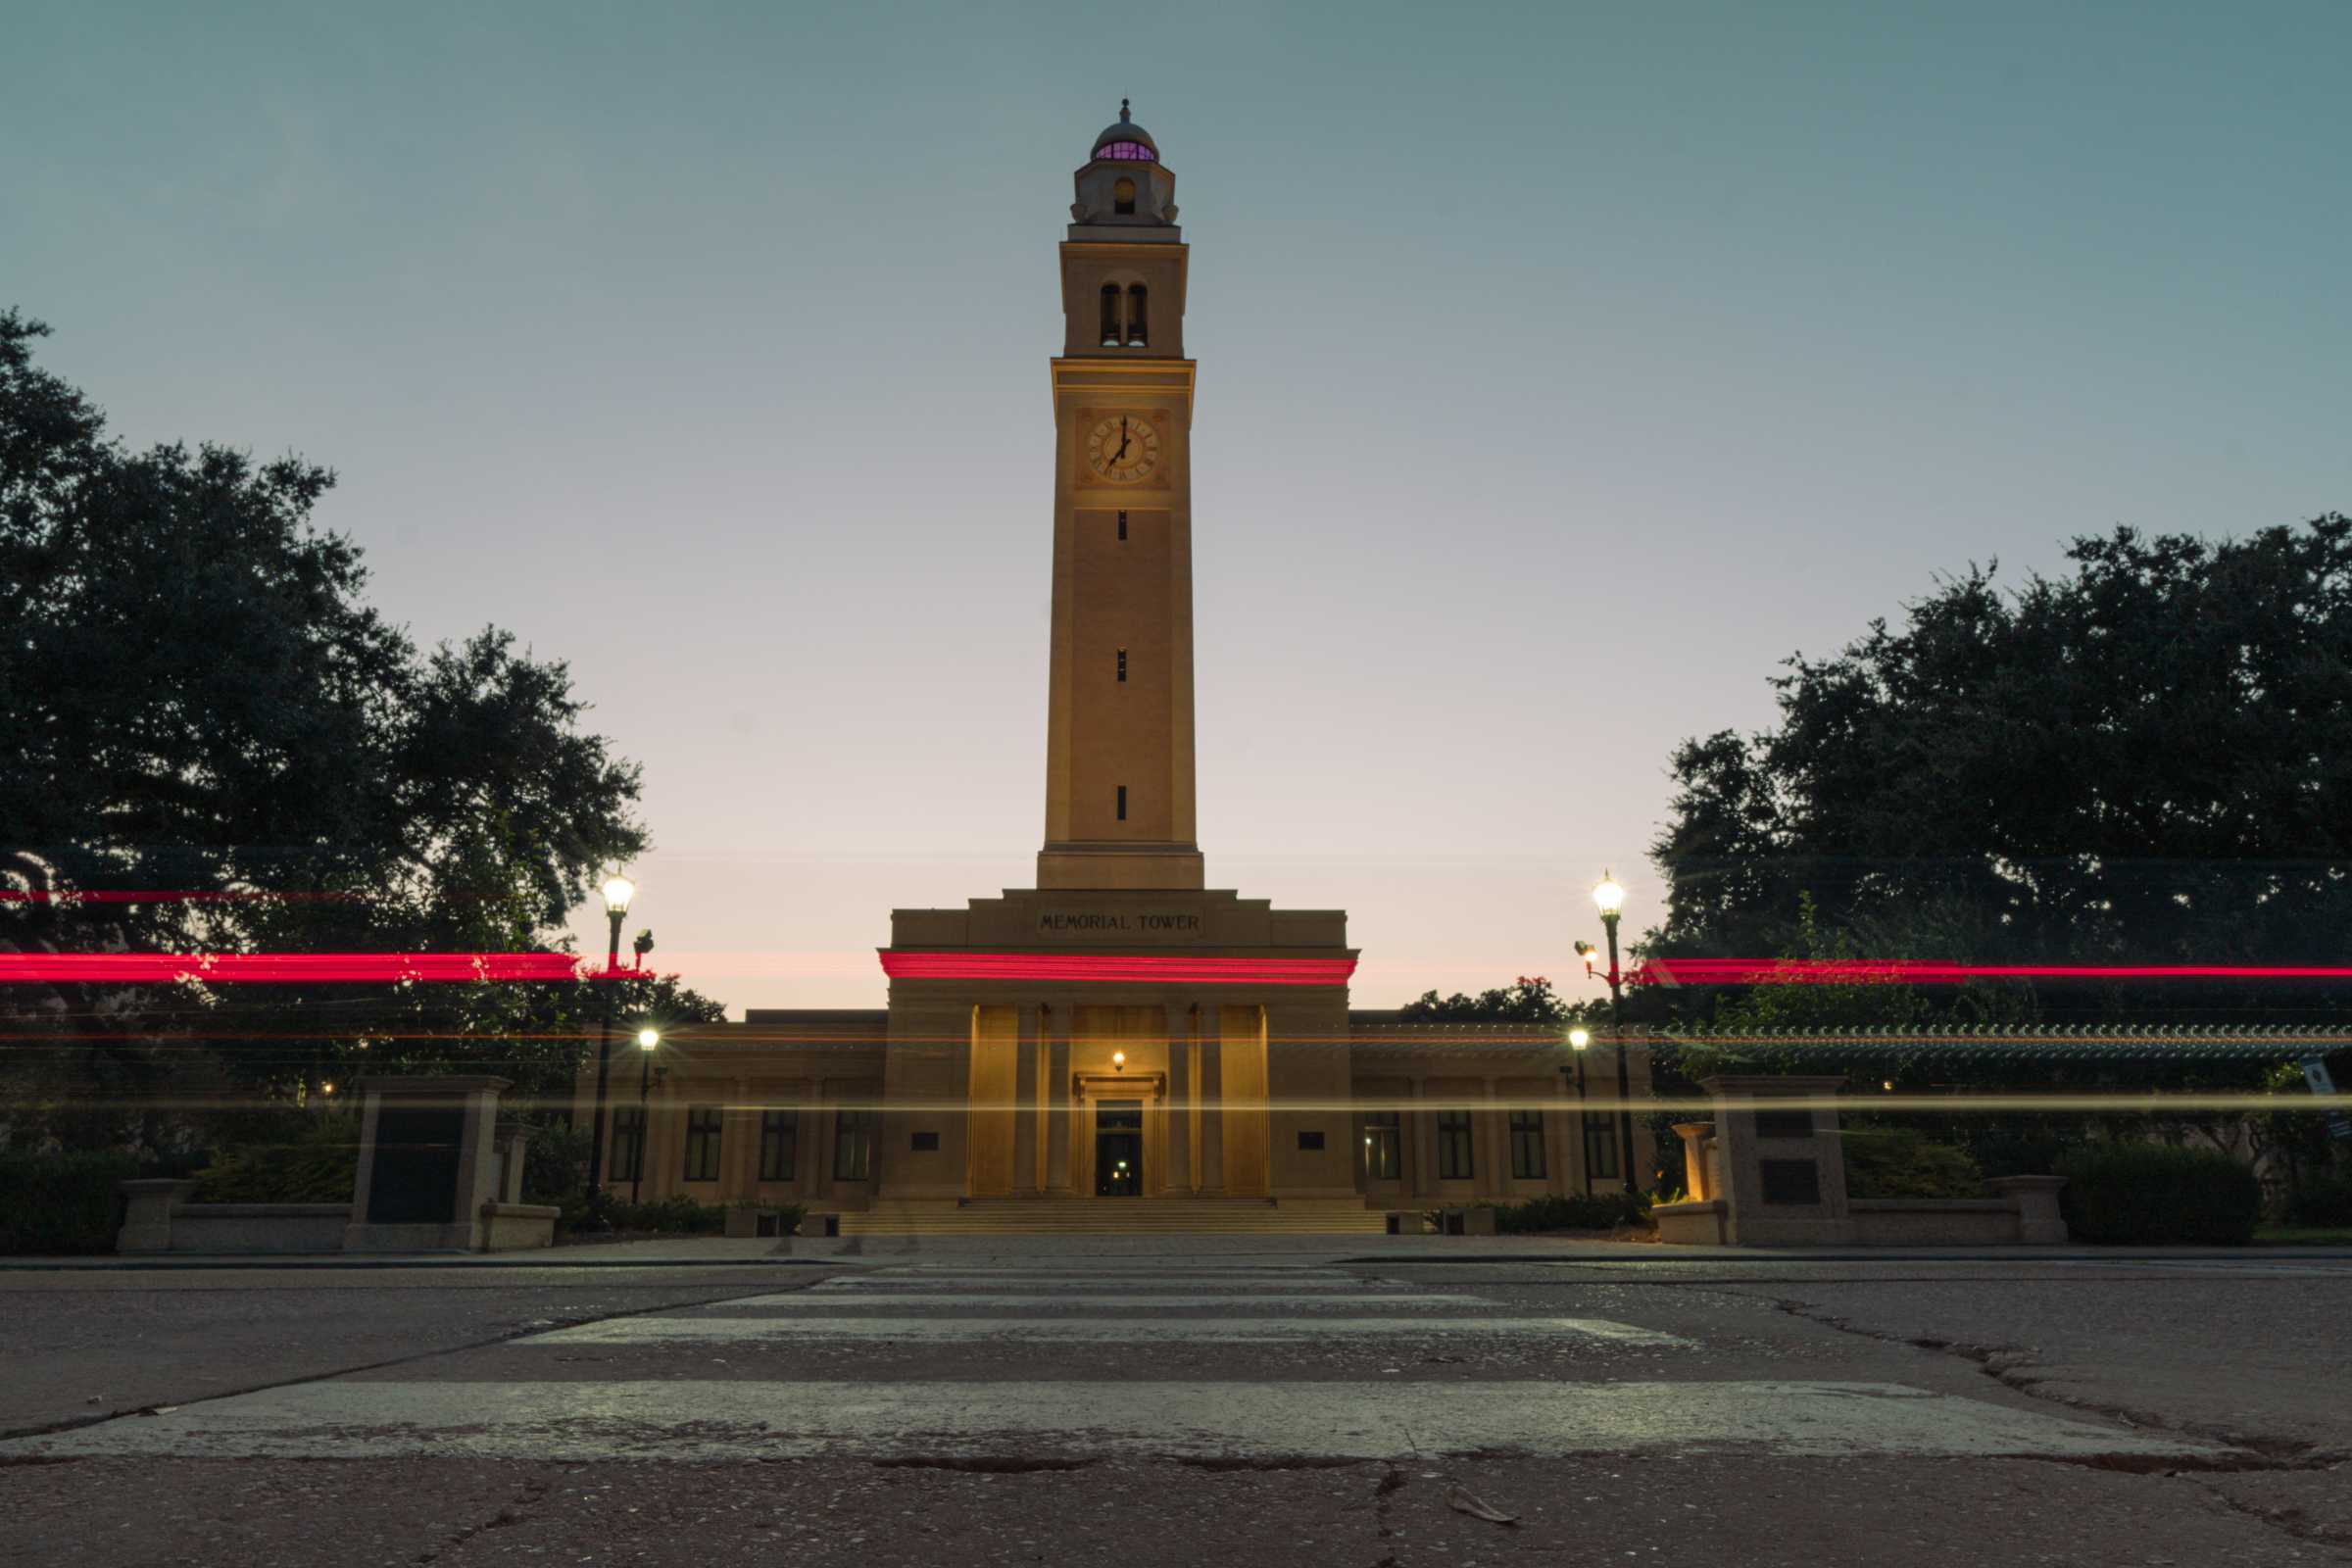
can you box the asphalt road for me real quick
[3,1248,2347,1565]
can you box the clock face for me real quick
[1085,415,1160,483]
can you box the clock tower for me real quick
[1038,103,1203,891]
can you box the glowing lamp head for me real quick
[637,1027,661,1052]
[1592,872,1627,915]
[319,1081,335,1095]
[1110,1050,1127,1069]
[600,873,637,915]
[1568,1026,1592,1051]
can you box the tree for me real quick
[1650,517,2352,1020]
[1399,975,1585,1024]
[0,310,718,1147]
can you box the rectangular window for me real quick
[758,1108,797,1183]
[1362,1111,1400,1181]
[611,1106,646,1184]
[681,1105,722,1182]
[910,1130,940,1152]
[1583,1111,1620,1182]
[1115,785,1127,821]
[1509,1108,1547,1180]
[1436,1109,1475,1180]
[1297,1129,1325,1152]
[832,1108,875,1182]
[1116,510,1128,541]
[1116,648,1127,682]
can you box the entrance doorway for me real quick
[1095,1100,1144,1196]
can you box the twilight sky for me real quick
[8,2,2348,1013]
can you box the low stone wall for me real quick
[1652,1199,1728,1246]
[1849,1199,2025,1247]
[479,1202,561,1251]
[170,1203,350,1254]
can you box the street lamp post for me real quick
[1564,1025,1592,1195]
[1577,871,1637,1193]
[583,872,636,1216]
[631,1026,662,1204]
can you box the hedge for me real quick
[2057,1142,2261,1246]
[0,1151,145,1254]
[1842,1126,1985,1200]
[1483,1192,1650,1233]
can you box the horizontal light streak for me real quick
[0,953,597,984]
[880,952,1358,985]
[1643,958,2352,985]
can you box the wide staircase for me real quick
[839,1197,1389,1236]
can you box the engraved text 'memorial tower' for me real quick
[1038,103,1202,891]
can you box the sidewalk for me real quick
[9,1233,2347,1269]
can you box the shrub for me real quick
[1485,1191,1650,1234]
[2057,1142,2261,1246]
[600,1196,727,1235]
[2284,1167,2352,1228]
[0,1150,145,1254]
[190,1114,362,1202]
[1842,1126,1985,1200]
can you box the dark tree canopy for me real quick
[1399,975,1578,1024]
[1651,517,2352,985]
[0,310,713,1144]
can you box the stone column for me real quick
[345,1076,511,1252]
[795,1079,819,1197]
[1165,1004,1193,1194]
[1989,1175,2069,1244]
[1013,1003,1042,1196]
[1045,1005,1074,1196]
[1671,1123,1715,1201]
[1410,1078,1441,1198]
[117,1178,195,1254]
[1196,1004,1225,1196]
[1479,1077,1502,1196]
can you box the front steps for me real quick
[838,1197,1389,1236]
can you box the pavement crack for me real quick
[871,1456,1097,1473]
[1765,1295,2339,1473]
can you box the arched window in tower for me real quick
[1126,284,1148,349]
[1112,176,1136,216]
[1100,283,1120,348]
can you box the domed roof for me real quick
[1092,100,1157,161]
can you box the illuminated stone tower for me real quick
[1038,102,1202,891]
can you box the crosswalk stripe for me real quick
[0,1380,2233,1464]
[710,1292,1496,1309]
[519,1315,1690,1346]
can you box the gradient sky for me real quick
[9,2,2348,1013]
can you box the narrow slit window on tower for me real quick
[1116,647,1127,682]
[1116,510,1127,541]
[1113,176,1136,216]
[1116,785,1128,821]
[1126,283,1148,348]
[1100,282,1120,347]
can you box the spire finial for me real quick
[1119,97,1131,122]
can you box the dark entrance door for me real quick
[1095,1100,1143,1196]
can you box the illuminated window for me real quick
[1362,1111,1400,1181]
[1116,510,1127,541]
[1100,283,1119,347]
[1509,1109,1547,1180]
[1583,1112,1619,1182]
[1113,176,1136,215]
[1437,1109,1474,1180]
[1116,785,1128,821]
[1116,648,1127,683]
[1126,284,1148,348]
[681,1105,722,1182]
[758,1108,796,1182]
[1095,140,1154,163]
[832,1108,875,1182]
[611,1106,645,1183]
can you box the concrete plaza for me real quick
[3,1238,2347,1564]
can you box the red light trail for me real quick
[879,952,1359,985]
[0,953,606,984]
[1639,958,2352,986]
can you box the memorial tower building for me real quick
[575,107,1651,1232]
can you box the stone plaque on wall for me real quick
[364,1106,465,1224]
[1759,1156,1823,1206]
